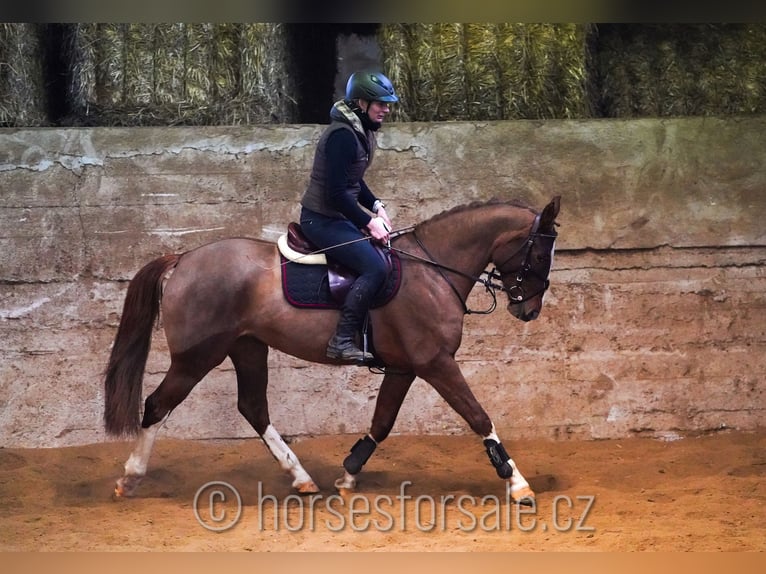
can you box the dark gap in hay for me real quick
[282,23,340,124]
[283,23,384,124]
[40,24,70,124]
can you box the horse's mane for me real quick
[415,197,536,230]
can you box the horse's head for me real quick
[494,196,560,322]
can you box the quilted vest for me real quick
[301,121,376,219]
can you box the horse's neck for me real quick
[416,205,533,278]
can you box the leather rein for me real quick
[388,214,555,315]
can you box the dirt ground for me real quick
[0,429,764,552]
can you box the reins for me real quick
[278,218,554,316]
[403,232,497,315]
[387,215,554,315]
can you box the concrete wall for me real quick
[1,117,764,448]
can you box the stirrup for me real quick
[326,336,373,363]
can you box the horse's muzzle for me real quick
[508,301,541,322]
[523,308,540,321]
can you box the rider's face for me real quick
[360,100,391,123]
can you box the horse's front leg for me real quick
[334,371,416,492]
[482,424,536,505]
[418,350,536,505]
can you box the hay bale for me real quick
[376,24,414,122]
[379,23,592,121]
[238,23,297,124]
[596,24,766,117]
[64,23,297,126]
[463,24,503,119]
[0,23,48,126]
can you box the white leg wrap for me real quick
[261,424,314,488]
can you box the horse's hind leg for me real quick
[115,413,168,497]
[335,370,416,491]
[229,337,319,494]
[115,360,207,497]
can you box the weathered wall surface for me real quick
[1,117,764,448]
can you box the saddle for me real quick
[278,222,399,307]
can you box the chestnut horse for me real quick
[104,196,560,504]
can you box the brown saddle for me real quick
[285,222,394,303]
[287,222,317,254]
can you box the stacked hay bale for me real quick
[379,23,766,121]
[2,23,764,126]
[587,24,765,117]
[0,23,48,127]
[379,23,593,121]
[64,23,297,125]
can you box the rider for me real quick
[299,70,398,363]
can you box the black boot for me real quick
[326,279,375,363]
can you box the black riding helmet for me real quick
[345,71,398,103]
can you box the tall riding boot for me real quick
[326,278,376,363]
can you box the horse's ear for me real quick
[540,195,560,230]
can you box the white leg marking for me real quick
[124,416,166,477]
[115,415,168,497]
[506,458,532,495]
[484,425,502,445]
[261,424,316,490]
[334,470,357,491]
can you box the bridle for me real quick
[389,214,557,315]
[488,213,557,307]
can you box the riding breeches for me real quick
[299,207,389,294]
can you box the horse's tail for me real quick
[103,254,180,437]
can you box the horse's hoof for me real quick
[511,485,536,506]
[114,475,142,498]
[294,480,320,495]
[113,483,130,499]
[334,472,357,491]
[336,487,356,499]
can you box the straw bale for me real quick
[0,23,48,126]
[238,23,297,124]
[151,24,186,104]
[463,24,502,119]
[379,23,591,121]
[64,23,297,126]
[597,24,766,117]
[376,24,415,122]
[492,23,591,119]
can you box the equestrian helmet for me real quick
[345,71,398,103]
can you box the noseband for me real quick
[394,214,556,315]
